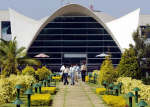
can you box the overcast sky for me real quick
[1,0,150,20]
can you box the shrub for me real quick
[35,66,52,81]
[31,94,51,106]
[117,48,140,78]
[98,56,117,85]
[96,88,106,95]
[0,75,36,104]
[52,76,61,81]
[22,66,35,76]
[102,95,126,107]
[117,77,150,102]
[41,87,56,94]
[85,76,89,82]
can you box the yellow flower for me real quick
[42,87,56,94]
[96,88,106,94]
[102,95,126,107]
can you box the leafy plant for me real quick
[31,94,51,106]
[102,95,126,107]
[117,77,150,102]
[22,66,36,76]
[96,88,106,95]
[98,56,117,85]
[0,75,36,104]
[117,47,140,78]
[35,66,52,81]
[0,38,40,76]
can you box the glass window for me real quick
[1,21,12,41]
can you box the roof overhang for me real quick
[28,4,122,52]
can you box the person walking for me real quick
[70,64,75,85]
[81,62,87,82]
[75,64,80,82]
[64,65,69,85]
[60,64,65,82]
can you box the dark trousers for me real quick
[64,73,69,85]
[61,73,64,82]
[81,70,86,82]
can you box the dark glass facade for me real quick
[28,15,121,71]
[1,21,12,41]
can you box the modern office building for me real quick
[0,4,149,71]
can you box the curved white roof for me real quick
[9,8,44,49]
[106,8,140,50]
[7,4,142,52]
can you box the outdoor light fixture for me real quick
[96,53,110,57]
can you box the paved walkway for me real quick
[53,80,106,107]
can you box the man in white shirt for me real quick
[60,64,65,82]
[81,62,87,82]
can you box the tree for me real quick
[98,56,117,84]
[132,26,150,78]
[0,38,40,76]
[117,47,140,78]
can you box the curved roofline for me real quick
[27,4,123,52]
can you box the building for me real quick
[0,4,149,71]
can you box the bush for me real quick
[22,66,35,76]
[96,88,106,95]
[35,66,52,81]
[41,87,56,94]
[117,48,140,78]
[31,94,51,106]
[0,75,36,104]
[117,77,150,102]
[85,76,89,82]
[102,95,126,107]
[98,56,118,85]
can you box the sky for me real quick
[1,0,150,20]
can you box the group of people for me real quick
[60,63,87,85]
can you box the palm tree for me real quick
[0,38,40,76]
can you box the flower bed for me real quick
[117,77,150,102]
[31,94,51,105]
[41,87,56,94]
[102,95,126,107]
[96,88,106,95]
[0,75,36,104]
[85,76,89,82]
[52,76,61,81]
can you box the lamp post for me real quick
[113,85,119,96]
[118,82,122,94]
[13,98,23,107]
[102,81,107,88]
[15,84,22,98]
[43,80,47,87]
[33,83,39,93]
[38,82,42,93]
[108,83,114,95]
[137,99,148,107]
[24,88,33,107]
[133,87,140,103]
[127,92,135,107]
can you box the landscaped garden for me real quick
[85,28,150,107]
[0,38,61,107]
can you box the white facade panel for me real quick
[106,9,140,50]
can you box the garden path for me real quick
[53,80,106,107]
